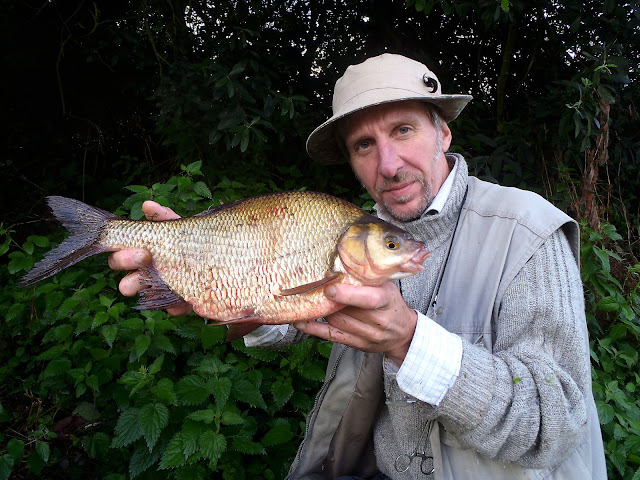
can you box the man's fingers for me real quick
[108,249,151,271]
[119,271,145,296]
[142,201,181,221]
[324,283,391,311]
[295,320,362,347]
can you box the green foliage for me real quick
[582,223,640,480]
[0,168,327,479]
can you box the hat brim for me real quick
[306,94,472,165]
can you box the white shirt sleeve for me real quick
[391,310,463,406]
[243,324,289,347]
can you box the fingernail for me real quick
[296,321,307,331]
[325,285,337,298]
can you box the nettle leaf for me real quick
[134,335,152,359]
[101,325,118,347]
[129,441,163,478]
[233,374,267,410]
[207,377,232,408]
[181,420,207,458]
[36,344,68,361]
[0,454,14,480]
[36,442,50,463]
[85,432,110,459]
[187,409,216,424]
[152,335,176,354]
[233,435,265,455]
[262,424,294,446]
[221,411,246,426]
[140,403,169,451]
[111,408,143,448]
[200,431,226,463]
[159,432,186,470]
[43,358,72,379]
[271,379,294,408]
[175,375,209,406]
[7,439,25,462]
[153,378,177,405]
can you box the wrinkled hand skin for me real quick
[295,282,418,366]
[107,201,193,317]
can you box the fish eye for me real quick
[385,235,400,250]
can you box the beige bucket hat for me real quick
[306,53,473,164]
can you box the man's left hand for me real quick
[295,282,417,365]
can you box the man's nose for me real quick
[378,142,403,178]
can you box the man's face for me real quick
[341,100,452,222]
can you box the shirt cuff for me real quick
[395,311,463,406]
[243,324,289,347]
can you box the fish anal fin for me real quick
[134,264,189,311]
[278,273,343,296]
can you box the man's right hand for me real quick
[107,201,193,316]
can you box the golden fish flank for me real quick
[19,191,430,332]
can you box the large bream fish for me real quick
[20,191,429,338]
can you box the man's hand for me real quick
[295,282,417,365]
[107,201,193,316]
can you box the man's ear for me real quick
[441,121,452,153]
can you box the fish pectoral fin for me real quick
[213,312,265,342]
[134,265,189,311]
[277,273,343,296]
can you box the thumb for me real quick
[142,201,181,221]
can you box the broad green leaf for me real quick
[43,358,72,379]
[207,377,232,408]
[85,432,110,459]
[6,439,24,462]
[187,409,216,424]
[36,442,50,463]
[134,335,151,359]
[140,403,169,451]
[262,424,294,446]
[181,420,206,458]
[148,355,164,375]
[221,411,246,426]
[271,379,294,408]
[129,442,162,479]
[159,432,185,470]
[175,375,209,406]
[111,408,143,448]
[36,344,68,361]
[200,431,226,463]
[101,325,118,347]
[153,378,177,405]
[233,378,267,410]
[232,436,265,455]
[0,454,14,480]
[152,335,176,354]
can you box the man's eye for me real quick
[357,140,370,150]
[398,126,410,134]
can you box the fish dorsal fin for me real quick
[134,264,190,311]
[277,273,343,296]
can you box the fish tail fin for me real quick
[19,196,119,287]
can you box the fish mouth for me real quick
[400,244,430,272]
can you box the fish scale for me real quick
[20,191,430,338]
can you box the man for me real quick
[110,54,606,479]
